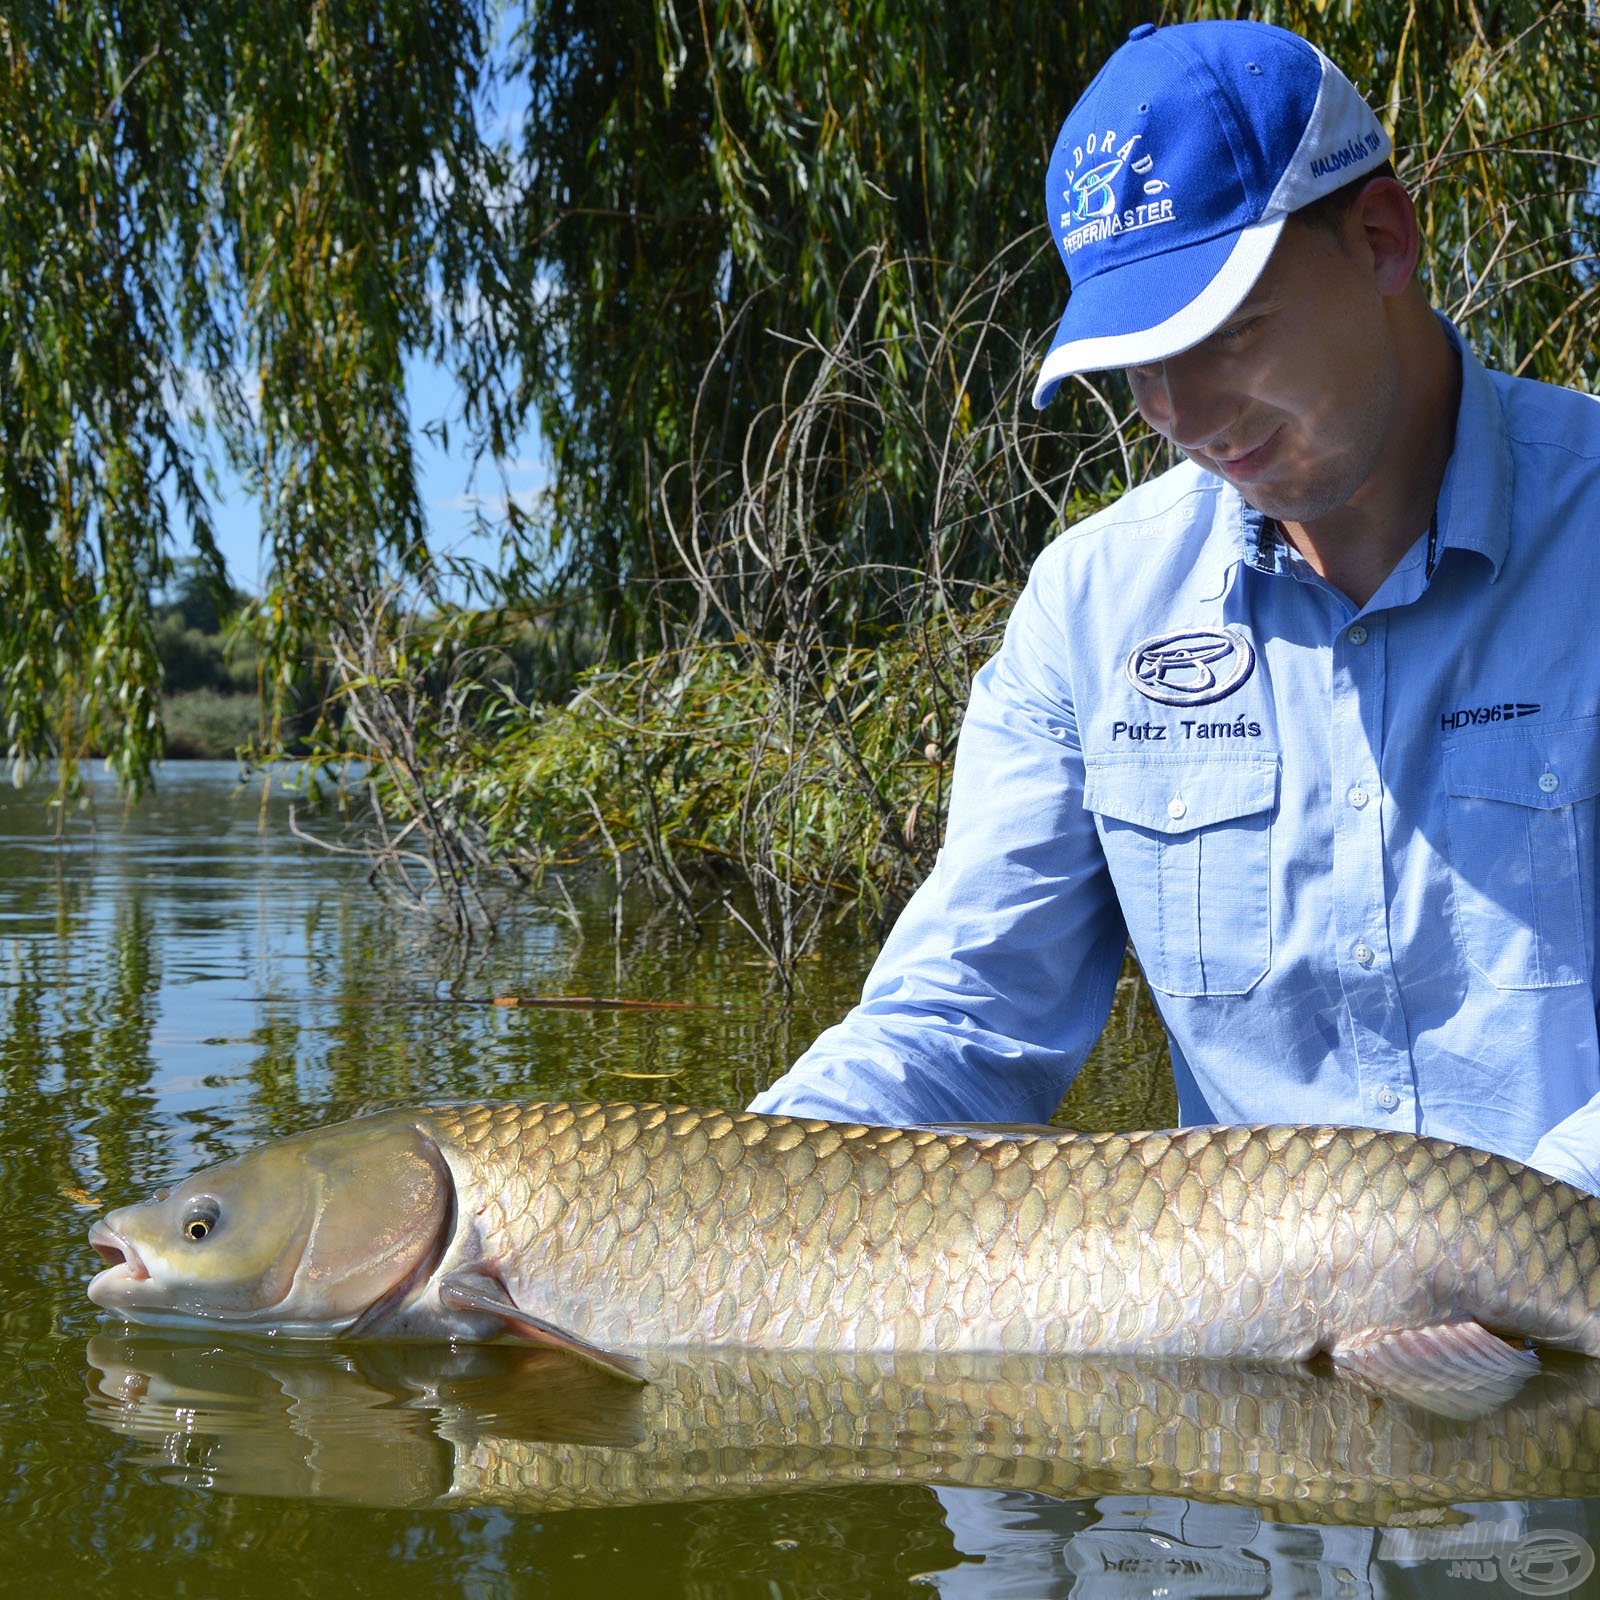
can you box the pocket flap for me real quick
[1083,751,1280,835]
[1444,716,1600,810]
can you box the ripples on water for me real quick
[3,764,1597,1597]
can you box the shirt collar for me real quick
[1434,316,1512,581]
[1237,503,1286,576]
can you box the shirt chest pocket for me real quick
[1083,751,1279,998]
[1444,717,1600,990]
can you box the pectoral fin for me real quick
[437,1272,647,1384]
[1332,1320,1537,1420]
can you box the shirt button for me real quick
[1539,772,1560,793]
[1347,786,1369,809]
[1376,1086,1400,1111]
[1167,797,1187,820]
[1346,624,1369,645]
[1352,942,1375,967]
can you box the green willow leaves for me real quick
[1,0,1596,799]
[0,0,498,792]
[501,0,1133,646]
[506,0,1599,648]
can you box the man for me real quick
[750,19,1600,1195]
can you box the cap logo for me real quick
[1058,130,1176,258]
[1126,628,1255,706]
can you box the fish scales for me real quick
[419,1102,1600,1361]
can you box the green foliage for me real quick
[154,618,248,696]
[501,0,1140,643]
[154,557,257,697]
[157,557,248,637]
[2,0,1595,942]
[0,0,499,794]
[1,0,204,789]
[160,688,262,757]
[466,599,1012,949]
[502,0,1599,651]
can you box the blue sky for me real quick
[180,40,544,597]
[183,358,547,596]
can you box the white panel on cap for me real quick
[1265,52,1393,217]
[1031,216,1284,401]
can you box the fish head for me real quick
[87,1112,453,1335]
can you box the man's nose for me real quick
[1130,356,1232,453]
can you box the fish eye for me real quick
[181,1200,220,1243]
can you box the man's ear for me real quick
[1348,176,1422,297]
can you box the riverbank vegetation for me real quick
[4,0,1597,963]
[153,563,260,757]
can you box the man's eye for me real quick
[1214,317,1260,345]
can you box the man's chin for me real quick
[1226,475,1347,528]
[1185,452,1295,517]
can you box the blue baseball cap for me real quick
[1032,21,1391,407]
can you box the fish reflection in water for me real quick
[85,1336,1600,1524]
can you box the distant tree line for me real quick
[3,0,1596,795]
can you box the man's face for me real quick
[1124,216,1400,527]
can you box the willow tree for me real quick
[0,0,499,792]
[2,0,1596,794]
[498,0,1598,656]
[499,0,1140,650]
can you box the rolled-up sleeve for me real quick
[1527,1090,1600,1196]
[749,559,1128,1125]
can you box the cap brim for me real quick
[1032,216,1284,407]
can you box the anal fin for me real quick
[438,1271,647,1384]
[1332,1320,1537,1420]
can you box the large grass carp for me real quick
[86,1101,1600,1409]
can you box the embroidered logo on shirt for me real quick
[1126,628,1256,707]
[1440,702,1541,732]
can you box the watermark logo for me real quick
[1126,627,1255,707]
[1378,1522,1593,1595]
[1502,1532,1595,1596]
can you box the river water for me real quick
[3,763,1598,1597]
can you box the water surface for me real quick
[3,765,1596,1598]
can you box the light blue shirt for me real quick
[752,331,1600,1194]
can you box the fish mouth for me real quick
[87,1219,150,1299]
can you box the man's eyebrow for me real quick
[1206,286,1278,337]
[1224,287,1275,321]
